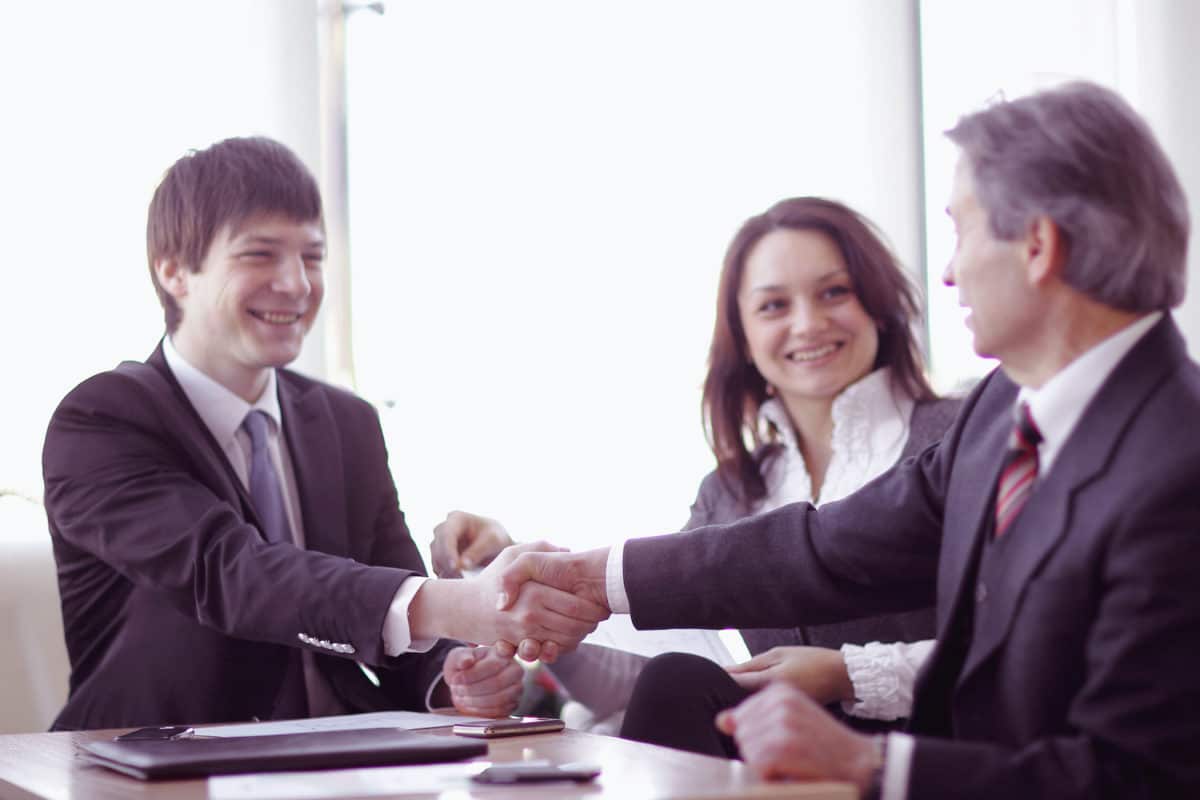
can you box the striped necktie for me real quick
[242,410,293,545]
[994,402,1042,537]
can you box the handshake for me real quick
[413,511,613,663]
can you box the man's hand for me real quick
[410,542,609,663]
[441,644,524,717]
[726,646,854,706]
[431,511,514,578]
[715,683,880,791]
[496,547,612,661]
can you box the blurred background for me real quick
[3,0,1199,563]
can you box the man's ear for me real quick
[1023,215,1067,286]
[153,258,189,300]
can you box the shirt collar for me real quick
[758,366,902,449]
[1018,310,1161,475]
[161,336,283,447]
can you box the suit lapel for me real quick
[278,373,350,557]
[955,315,1186,685]
[138,346,258,519]
[935,372,1014,637]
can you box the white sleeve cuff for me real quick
[381,576,437,656]
[840,639,935,720]
[606,542,630,613]
[881,732,914,800]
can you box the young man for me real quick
[43,137,604,730]
[497,82,1200,798]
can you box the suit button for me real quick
[976,582,987,604]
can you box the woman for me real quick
[679,196,957,728]
[432,197,956,729]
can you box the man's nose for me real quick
[273,254,311,297]
[942,258,956,287]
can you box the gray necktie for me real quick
[242,410,292,545]
[241,409,309,719]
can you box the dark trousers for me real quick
[619,652,750,759]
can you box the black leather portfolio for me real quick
[80,727,488,780]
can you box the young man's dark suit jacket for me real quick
[623,314,1200,797]
[43,344,455,731]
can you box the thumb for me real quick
[461,534,506,570]
[443,646,478,676]
[496,551,550,610]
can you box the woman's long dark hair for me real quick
[702,197,935,504]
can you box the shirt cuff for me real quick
[840,639,933,720]
[881,732,914,800]
[381,576,437,656]
[606,541,630,613]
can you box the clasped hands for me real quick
[421,512,611,716]
[430,512,881,789]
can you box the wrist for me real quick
[853,734,887,800]
[410,579,478,642]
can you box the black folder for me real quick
[80,727,488,780]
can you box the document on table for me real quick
[195,710,489,738]
[208,761,490,799]
[583,615,751,666]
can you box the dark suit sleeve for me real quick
[43,371,418,667]
[623,435,949,632]
[907,471,1200,798]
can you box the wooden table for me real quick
[0,726,855,799]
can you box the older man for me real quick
[499,82,1200,798]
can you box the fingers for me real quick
[431,513,468,578]
[460,521,513,571]
[725,650,776,690]
[725,650,774,674]
[510,583,606,644]
[517,639,542,661]
[442,645,484,674]
[446,645,524,718]
[495,550,553,610]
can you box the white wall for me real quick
[342,1,925,552]
[0,1,323,499]
[1123,0,1200,354]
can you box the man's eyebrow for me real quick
[234,235,326,249]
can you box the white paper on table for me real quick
[583,615,751,666]
[207,761,490,799]
[195,710,489,738]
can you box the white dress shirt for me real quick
[162,338,437,715]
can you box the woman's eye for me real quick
[757,299,786,314]
[820,285,853,301]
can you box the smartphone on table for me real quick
[451,715,565,738]
[472,761,601,784]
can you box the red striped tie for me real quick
[995,403,1042,537]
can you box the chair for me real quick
[0,493,69,733]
